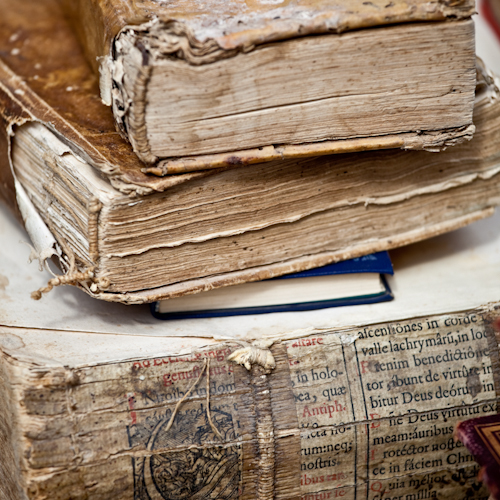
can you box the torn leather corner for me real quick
[228,339,276,372]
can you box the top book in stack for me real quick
[58,0,477,173]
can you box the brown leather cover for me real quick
[456,413,500,500]
[0,0,216,202]
[1,0,476,199]
[58,0,476,74]
[0,116,19,220]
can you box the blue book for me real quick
[151,252,393,319]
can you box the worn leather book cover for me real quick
[482,0,500,41]
[57,0,477,170]
[456,413,500,499]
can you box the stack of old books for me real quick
[1,0,499,308]
[1,0,500,498]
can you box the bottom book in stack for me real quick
[151,252,394,319]
[1,199,500,499]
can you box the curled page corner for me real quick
[14,178,60,269]
[13,160,96,300]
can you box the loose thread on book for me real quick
[31,268,95,300]
[206,358,223,440]
[164,358,222,439]
[30,218,100,300]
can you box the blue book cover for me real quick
[274,251,393,279]
[151,252,393,320]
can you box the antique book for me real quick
[1,0,500,305]
[456,414,500,499]
[152,252,393,319]
[482,0,500,41]
[5,74,500,305]
[57,0,478,170]
[2,202,500,500]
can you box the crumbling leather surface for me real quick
[56,0,477,168]
[59,0,476,71]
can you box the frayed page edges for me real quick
[15,178,59,267]
[14,178,96,300]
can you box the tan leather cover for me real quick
[0,0,217,199]
[58,0,476,74]
[55,0,478,170]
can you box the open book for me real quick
[58,0,476,170]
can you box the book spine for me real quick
[8,308,500,499]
